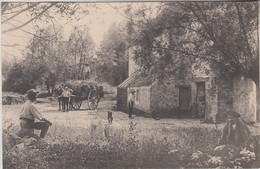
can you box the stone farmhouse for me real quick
[117,50,257,124]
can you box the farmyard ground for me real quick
[2,95,260,168]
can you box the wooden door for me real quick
[179,87,191,115]
[196,82,206,118]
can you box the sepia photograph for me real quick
[1,1,260,168]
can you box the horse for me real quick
[53,84,65,111]
[53,83,74,111]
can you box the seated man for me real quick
[219,111,251,148]
[18,89,50,138]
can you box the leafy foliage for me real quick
[3,25,96,94]
[128,2,259,85]
[3,63,38,94]
[66,26,95,80]
[96,23,129,86]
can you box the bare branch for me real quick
[2,3,39,24]
[1,43,20,47]
[106,3,133,22]
[5,21,61,41]
[2,3,57,34]
[1,2,9,14]
[2,3,28,15]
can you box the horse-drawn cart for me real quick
[55,80,104,110]
[70,89,101,110]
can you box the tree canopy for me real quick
[128,2,259,85]
[3,25,96,94]
[96,22,129,86]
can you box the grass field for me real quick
[2,98,259,168]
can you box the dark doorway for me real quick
[117,88,128,111]
[179,86,191,116]
[196,82,206,118]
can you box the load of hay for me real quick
[65,80,102,98]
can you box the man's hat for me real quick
[27,89,37,98]
[223,111,241,118]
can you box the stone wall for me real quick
[149,75,218,120]
[204,80,218,123]
[216,78,233,123]
[233,75,257,123]
[129,86,151,113]
[151,78,180,115]
[192,60,218,122]
[117,88,127,111]
[190,76,214,120]
[126,52,257,123]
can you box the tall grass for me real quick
[3,121,222,169]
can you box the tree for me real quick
[66,26,95,80]
[1,2,88,47]
[2,63,41,94]
[129,2,258,86]
[97,23,129,86]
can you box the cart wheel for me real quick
[88,90,100,110]
[71,97,82,110]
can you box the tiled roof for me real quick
[117,70,153,88]
[117,71,140,88]
[128,74,153,87]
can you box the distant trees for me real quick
[96,23,129,86]
[2,63,33,94]
[3,25,95,94]
[67,26,95,80]
[1,2,94,94]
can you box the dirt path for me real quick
[2,100,216,128]
[2,98,260,135]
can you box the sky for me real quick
[1,2,128,63]
[1,2,162,64]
